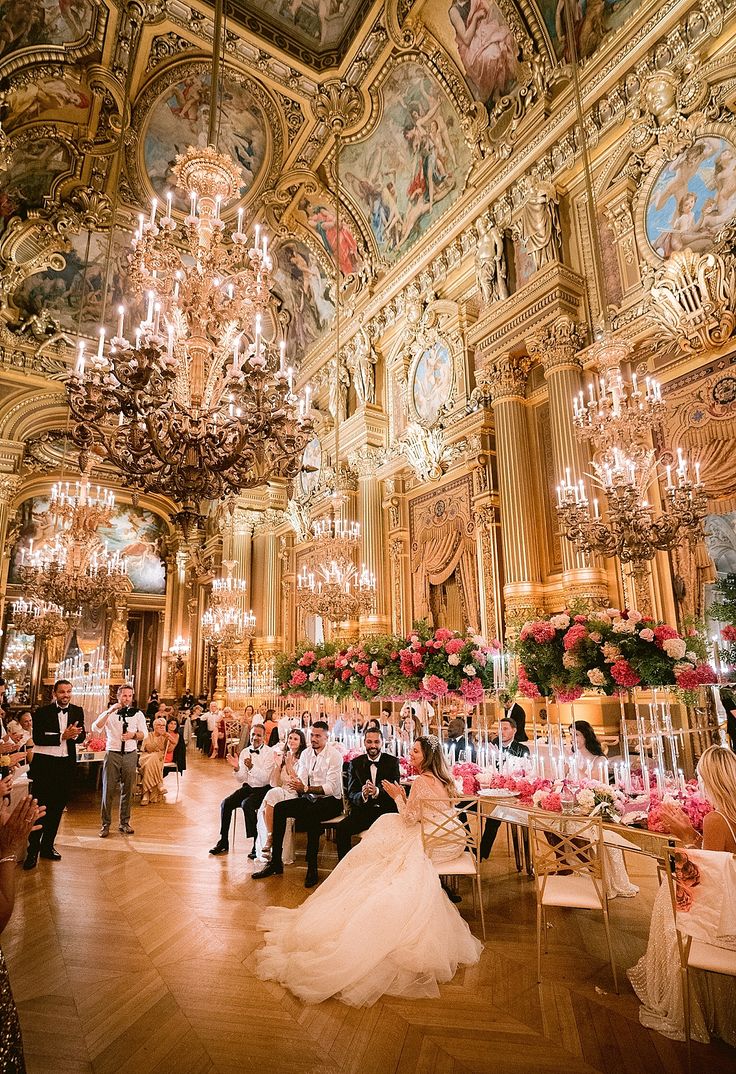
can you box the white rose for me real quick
[463,664,477,676]
[606,608,621,618]
[532,789,546,806]
[550,614,571,630]
[576,788,595,813]
[663,638,687,660]
[587,668,606,686]
[447,654,461,666]
[685,650,697,663]
[612,618,636,634]
[308,672,317,682]
[627,610,643,624]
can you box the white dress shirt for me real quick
[92,708,147,753]
[34,705,72,758]
[297,744,344,801]
[235,744,274,787]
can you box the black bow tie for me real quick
[251,747,261,754]
[58,707,69,714]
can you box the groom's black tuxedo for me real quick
[336,751,401,859]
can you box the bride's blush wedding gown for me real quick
[255,772,483,1006]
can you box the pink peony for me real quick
[445,638,465,655]
[341,669,352,682]
[434,628,454,642]
[722,625,736,642]
[423,674,449,697]
[563,624,588,650]
[364,675,380,691]
[610,659,641,687]
[353,662,370,676]
[459,677,485,705]
[639,628,655,642]
[298,650,316,667]
[289,669,308,687]
[675,664,717,689]
[540,792,562,812]
[654,624,680,647]
[555,686,584,702]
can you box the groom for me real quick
[335,728,400,860]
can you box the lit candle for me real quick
[190,191,197,217]
[150,197,157,226]
[237,207,244,234]
[232,335,240,373]
[666,464,672,489]
[593,497,599,518]
[255,224,261,252]
[166,191,172,219]
[695,460,701,485]
[76,341,86,378]
[97,327,105,359]
[279,339,285,374]
[146,291,154,323]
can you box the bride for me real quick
[255,735,483,1006]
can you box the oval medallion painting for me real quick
[412,341,453,427]
[299,436,322,497]
[143,69,268,211]
[645,135,736,258]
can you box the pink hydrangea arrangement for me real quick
[452,761,481,795]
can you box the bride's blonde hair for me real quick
[416,735,455,792]
[697,745,736,832]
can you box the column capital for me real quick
[232,508,260,536]
[525,315,586,374]
[0,473,22,505]
[347,446,385,479]
[478,352,532,404]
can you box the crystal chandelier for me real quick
[297,519,376,625]
[201,561,256,648]
[169,635,190,661]
[10,598,79,639]
[65,0,312,508]
[17,472,130,612]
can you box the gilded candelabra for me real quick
[10,598,79,639]
[67,144,314,507]
[201,561,256,648]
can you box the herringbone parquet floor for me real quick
[3,751,734,1074]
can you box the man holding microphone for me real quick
[92,684,147,838]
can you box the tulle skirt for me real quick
[255,812,483,1006]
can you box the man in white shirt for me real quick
[92,684,147,838]
[252,720,344,888]
[210,724,274,857]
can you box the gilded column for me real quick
[350,448,390,634]
[263,524,281,648]
[473,503,502,643]
[526,316,608,605]
[232,509,257,610]
[484,353,544,626]
[0,475,22,628]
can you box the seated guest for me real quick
[211,706,235,759]
[200,702,219,756]
[335,729,400,860]
[332,711,360,739]
[277,705,301,742]
[262,708,280,747]
[629,745,736,1045]
[378,707,395,740]
[145,691,160,723]
[492,716,529,758]
[253,721,344,887]
[398,711,423,743]
[569,720,608,780]
[480,718,530,860]
[5,712,33,774]
[446,716,476,762]
[139,717,170,805]
[179,688,195,712]
[256,729,307,859]
[209,724,274,857]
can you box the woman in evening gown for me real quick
[628,745,736,1044]
[255,735,483,1006]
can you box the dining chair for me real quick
[162,760,180,802]
[528,811,617,992]
[420,797,485,939]
[661,849,736,1072]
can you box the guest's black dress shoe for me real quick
[40,847,62,861]
[441,882,462,904]
[209,843,229,855]
[304,867,319,888]
[22,853,37,871]
[252,862,283,879]
[247,847,257,860]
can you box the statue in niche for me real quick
[347,327,377,405]
[109,606,129,670]
[475,215,509,305]
[517,177,561,270]
[327,359,350,422]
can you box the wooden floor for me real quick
[3,751,734,1074]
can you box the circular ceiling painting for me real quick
[142,66,269,212]
[644,135,736,258]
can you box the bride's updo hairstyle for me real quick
[416,734,455,792]
[697,745,736,832]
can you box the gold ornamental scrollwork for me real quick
[647,248,736,354]
[476,352,532,405]
[525,315,585,374]
[312,80,363,134]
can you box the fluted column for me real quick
[231,509,257,611]
[0,475,22,634]
[263,527,281,646]
[526,316,608,604]
[350,448,390,634]
[485,353,544,626]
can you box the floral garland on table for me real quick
[514,608,715,703]
[275,622,502,704]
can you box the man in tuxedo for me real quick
[480,717,530,860]
[335,729,401,860]
[209,723,274,857]
[92,684,147,838]
[501,695,528,742]
[24,678,86,869]
[447,716,476,762]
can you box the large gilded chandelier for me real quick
[17,473,130,612]
[10,598,79,639]
[66,0,312,508]
[201,561,256,648]
[297,519,376,625]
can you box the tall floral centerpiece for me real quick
[710,573,736,668]
[515,609,715,702]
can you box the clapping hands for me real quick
[0,795,46,860]
[381,780,406,803]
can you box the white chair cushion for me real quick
[539,874,603,910]
[689,939,736,976]
[435,855,477,876]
